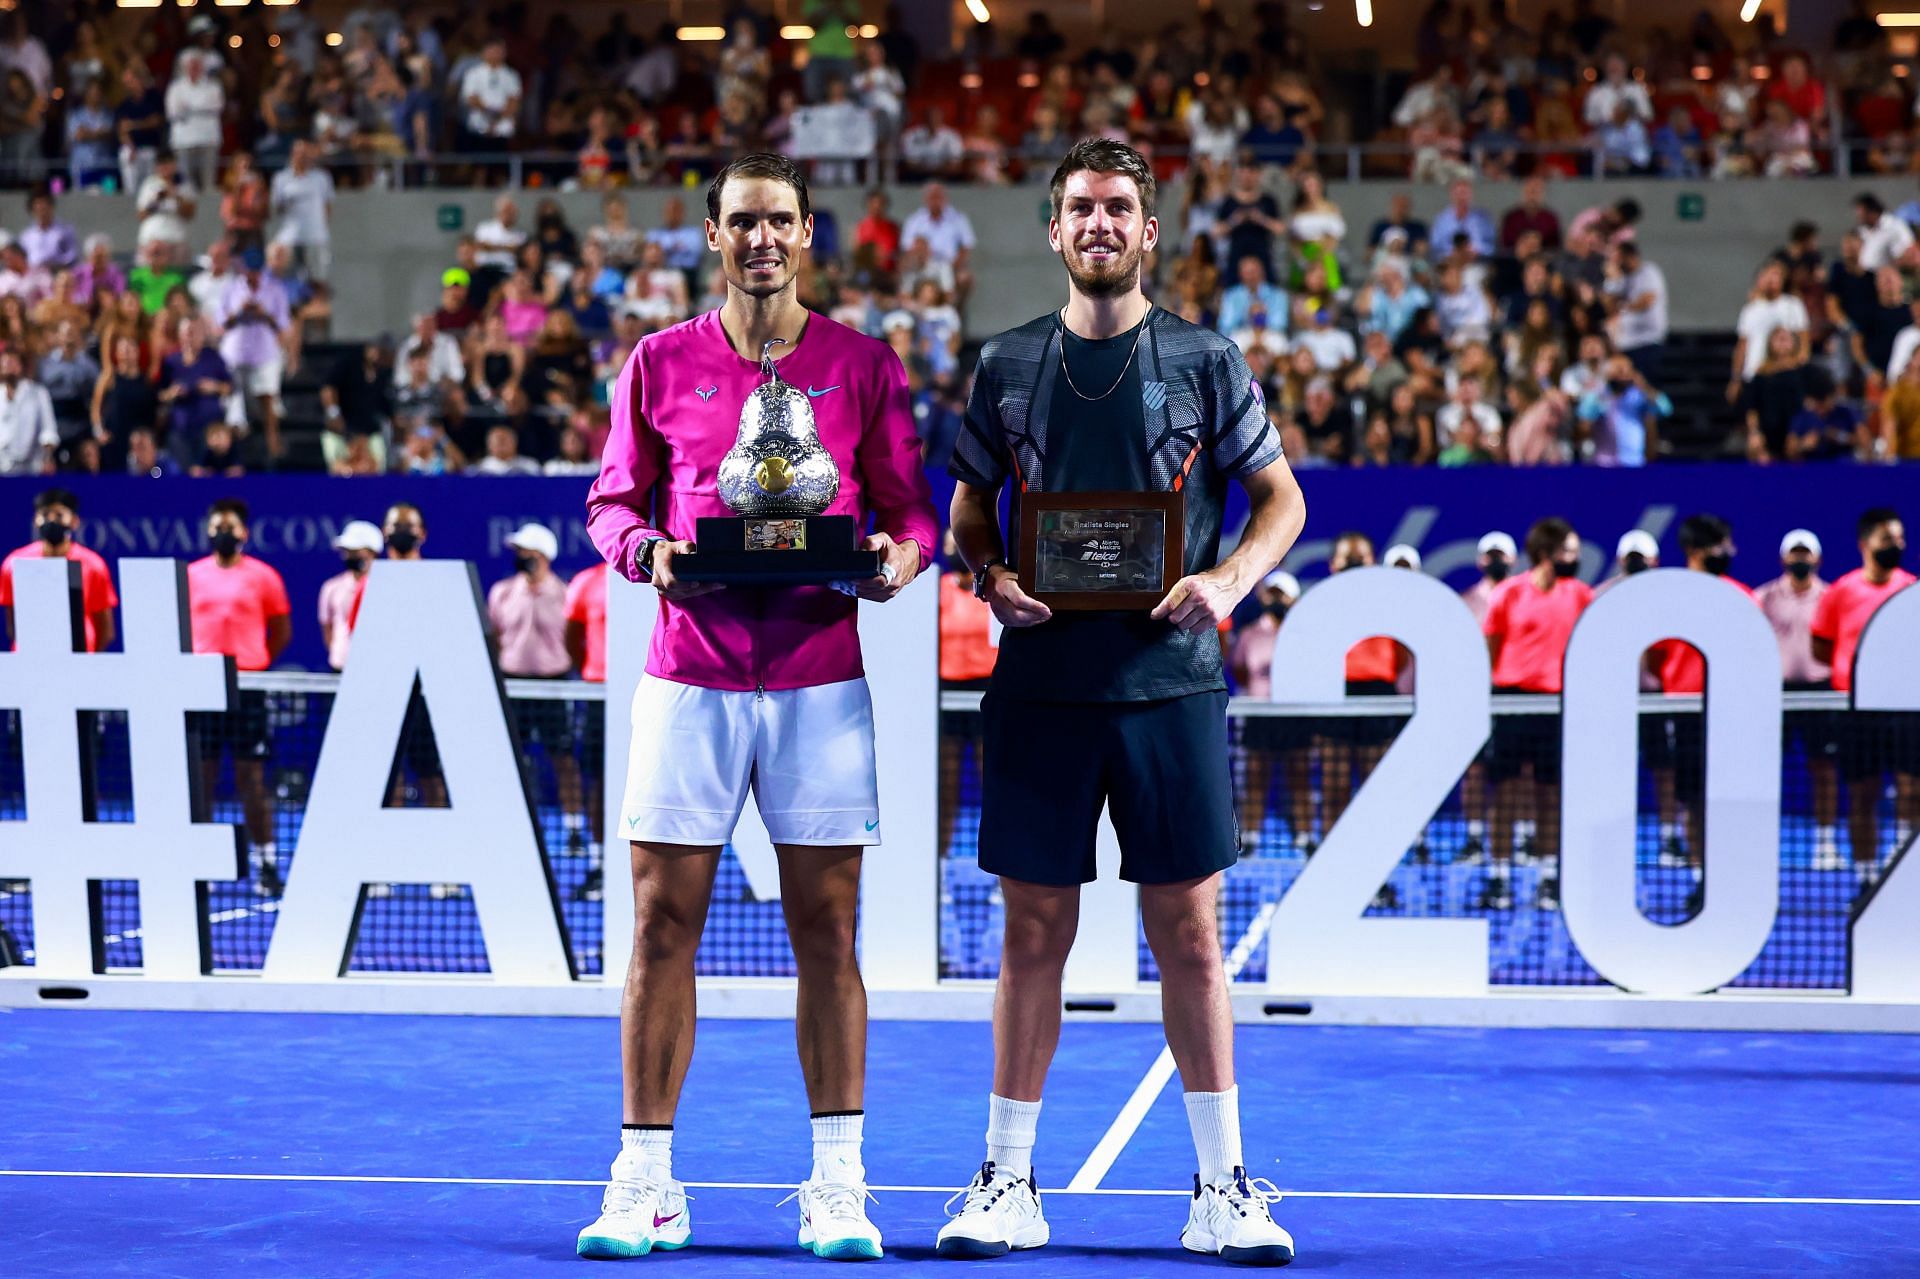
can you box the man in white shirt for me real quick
[1435,377,1504,451]
[1728,260,1809,402]
[1293,308,1357,373]
[165,52,225,193]
[135,152,198,251]
[899,182,976,309]
[1604,240,1669,384]
[472,195,526,272]
[188,238,239,315]
[270,139,336,281]
[1883,302,1920,385]
[0,347,56,477]
[899,106,965,180]
[396,311,466,391]
[1854,193,1916,273]
[0,243,51,306]
[459,39,522,153]
[1581,54,1653,128]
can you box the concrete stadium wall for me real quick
[30,176,1917,340]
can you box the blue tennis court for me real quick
[5,1009,1916,1276]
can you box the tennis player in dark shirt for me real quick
[944,139,1307,1266]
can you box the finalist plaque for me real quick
[1017,490,1184,610]
[673,338,883,586]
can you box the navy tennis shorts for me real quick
[976,690,1238,886]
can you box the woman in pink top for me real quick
[496,271,550,346]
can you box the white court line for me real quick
[1065,900,1278,1193]
[0,1171,1914,1207]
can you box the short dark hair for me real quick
[1859,506,1901,541]
[208,497,251,526]
[1334,529,1375,554]
[1856,192,1885,215]
[1789,220,1818,244]
[33,488,78,516]
[706,152,811,226]
[1678,513,1730,552]
[1526,516,1574,565]
[1613,198,1642,224]
[1049,138,1157,222]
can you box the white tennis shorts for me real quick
[619,674,881,847]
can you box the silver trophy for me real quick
[678,338,881,585]
[717,339,841,516]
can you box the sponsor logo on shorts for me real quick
[864,819,879,831]
[626,814,643,830]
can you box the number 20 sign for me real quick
[1265,567,1919,1001]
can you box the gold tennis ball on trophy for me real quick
[755,456,795,494]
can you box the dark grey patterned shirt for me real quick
[953,306,1285,702]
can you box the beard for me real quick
[727,253,796,298]
[1060,237,1144,299]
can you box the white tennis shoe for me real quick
[935,1161,1049,1259]
[1181,1168,1295,1266]
[785,1157,884,1261]
[576,1150,691,1259]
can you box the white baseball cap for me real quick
[1616,529,1660,561]
[1477,531,1517,558]
[331,520,384,553]
[1779,528,1822,558]
[506,522,559,562]
[1384,543,1423,570]
[1261,568,1301,598]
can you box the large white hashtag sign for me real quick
[0,558,240,979]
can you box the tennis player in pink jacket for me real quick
[577,153,937,1263]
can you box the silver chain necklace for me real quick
[1058,302,1152,401]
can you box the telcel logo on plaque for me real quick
[1018,490,1185,610]
[675,339,881,586]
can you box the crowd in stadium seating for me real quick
[0,4,1916,191]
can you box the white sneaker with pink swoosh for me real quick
[577,1151,692,1259]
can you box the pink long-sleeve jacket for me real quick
[586,309,938,692]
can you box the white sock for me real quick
[621,1125,672,1172]
[1466,818,1485,839]
[564,812,586,832]
[810,1111,864,1181]
[1658,821,1677,841]
[252,842,277,869]
[1184,1086,1244,1184]
[986,1094,1040,1179]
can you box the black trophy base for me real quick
[676,515,882,585]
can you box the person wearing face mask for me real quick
[0,488,118,652]
[1646,514,1759,914]
[488,523,589,859]
[362,502,448,821]
[1756,529,1841,870]
[317,520,383,672]
[1229,568,1315,856]
[1482,516,1593,911]
[1812,507,1918,901]
[186,498,291,897]
[1454,532,1516,862]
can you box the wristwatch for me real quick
[972,557,1009,600]
[636,536,665,580]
